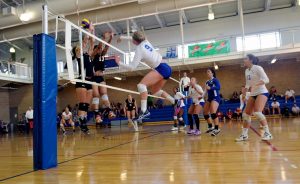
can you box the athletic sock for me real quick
[188,114,193,129]
[214,125,219,130]
[141,100,147,113]
[263,125,270,134]
[208,123,213,129]
[242,128,248,136]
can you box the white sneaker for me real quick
[235,134,248,142]
[171,126,178,131]
[261,132,273,141]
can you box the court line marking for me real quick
[250,126,278,151]
[0,130,164,182]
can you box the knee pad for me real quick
[211,113,217,120]
[204,114,210,120]
[60,123,64,127]
[92,97,100,105]
[153,90,164,97]
[70,122,75,126]
[173,116,178,120]
[137,84,147,94]
[242,113,251,122]
[101,94,109,101]
[254,112,266,121]
[179,117,183,121]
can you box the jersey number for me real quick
[145,44,153,52]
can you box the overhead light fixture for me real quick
[208,5,214,20]
[214,63,219,70]
[114,76,122,80]
[271,58,277,64]
[19,12,33,22]
[9,47,16,53]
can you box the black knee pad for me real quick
[204,114,210,120]
[211,113,217,120]
[79,103,89,112]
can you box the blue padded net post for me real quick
[33,34,58,170]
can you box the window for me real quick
[236,32,280,51]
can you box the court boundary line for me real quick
[0,130,164,182]
[250,126,278,151]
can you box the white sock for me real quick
[242,128,248,136]
[166,95,175,104]
[263,125,270,134]
[141,100,147,113]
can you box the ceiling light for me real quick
[114,77,122,80]
[214,63,219,70]
[9,47,15,53]
[20,12,33,22]
[208,5,214,20]
[271,58,277,64]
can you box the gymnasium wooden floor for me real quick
[1,118,300,183]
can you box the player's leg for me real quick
[210,100,221,136]
[60,119,66,135]
[193,104,202,136]
[187,105,195,135]
[254,95,273,141]
[235,97,255,141]
[203,102,213,133]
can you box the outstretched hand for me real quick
[115,55,121,65]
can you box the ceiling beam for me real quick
[154,14,165,28]
[265,0,271,11]
[0,0,9,7]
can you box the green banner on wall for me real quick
[188,40,230,58]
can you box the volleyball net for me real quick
[55,16,180,99]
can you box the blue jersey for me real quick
[206,78,221,100]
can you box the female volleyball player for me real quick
[60,107,75,135]
[91,32,115,126]
[115,31,175,120]
[236,54,273,141]
[125,94,138,131]
[187,77,204,136]
[72,22,95,134]
[172,87,185,131]
[203,68,221,136]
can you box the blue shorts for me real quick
[200,102,205,107]
[207,97,221,104]
[251,93,269,100]
[155,63,172,80]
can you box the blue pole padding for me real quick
[33,34,58,170]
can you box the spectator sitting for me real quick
[225,109,233,120]
[263,103,270,115]
[285,89,296,103]
[234,108,243,121]
[271,99,281,115]
[217,111,224,122]
[281,104,290,118]
[269,86,278,101]
[155,98,164,109]
[292,103,300,116]
[230,91,239,103]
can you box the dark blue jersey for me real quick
[206,78,221,100]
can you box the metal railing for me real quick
[0,61,32,80]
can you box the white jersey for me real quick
[62,111,72,120]
[189,84,204,104]
[119,40,162,71]
[174,92,185,107]
[245,65,269,96]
